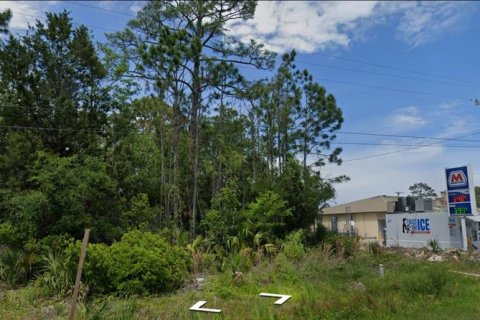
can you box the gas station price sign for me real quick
[445,165,476,216]
[448,192,470,204]
[449,202,472,215]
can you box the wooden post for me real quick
[68,229,90,320]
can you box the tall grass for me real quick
[3,237,480,319]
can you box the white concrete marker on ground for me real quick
[189,301,222,313]
[259,293,291,305]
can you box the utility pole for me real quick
[395,191,403,197]
[472,98,479,106]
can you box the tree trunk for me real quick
[190,55,201,239]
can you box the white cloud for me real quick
[227,1,377,53]
[322,99,480,205]
[96,1,120,10]
[226,1,473,53]
[129,1,146,14]
[323,136,480,205]
[437,101,460,111]
[0,1,55,30]
[390,106,427,129]
[379,1,469,48]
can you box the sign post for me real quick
[445,165,476,216]
[68,229,90,320]
[445,165,477,251]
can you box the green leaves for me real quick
[0,9,11,34]
[0,11,111,156]
[409,182,437,199]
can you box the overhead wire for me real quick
[10,1,478,89]
[57,1,480,87]
[0,124,104,133]
[342,131,480,163]
[3,3,480,163]
[332,141,480,148]
[63,1,137,17]
[295,59,479,89]
[8,10,119,32]
[235,64,472,101]
[336,131,480,143]
[309,52,480,86]
[6,5,476,102]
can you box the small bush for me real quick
[38,234,74,254]
[368,242,382,256]
[326,234,360,258]
[65,241,113,295]
[305,224,330,247]
[63,231,192,296]
[36,252,73,296]
[428,239,441,253]
[282,230,305,260]
[0,248,37,286]
[107,230,191,295]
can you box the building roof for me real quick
[321,195,399,215]
[466,215,480,222]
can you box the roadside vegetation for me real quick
[2,234,480,319]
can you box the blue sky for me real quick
[2,1,480,204]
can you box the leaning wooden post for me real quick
[68,228,90,320]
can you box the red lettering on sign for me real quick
[451,173,464,183]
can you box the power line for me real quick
[9,10,118,33]
[314,77,471,101]
[9,6,478,98]
[310,52,480,87]
[295,59,479,89]
[336,131,480,143]
[63,1,137,18]
[53,1,480,87]
[333,141,480,148]
[0,125,104,133]
[343,130,480,162]
[9,2,480,89]
[236,64,471,101]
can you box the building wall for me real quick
[386,212,463,249]
[354,212,386,240]
[321,211,386,241]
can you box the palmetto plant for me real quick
[36,252,73,296]
[187,235,204,273]
[0,248,37,286]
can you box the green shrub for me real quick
[326,234,360,258]
[65,241,113,295]
[368,241,382,256]
[282,230,305,260]
[0,222,22,249]
[305,224,330,247]
[37,234,74,254]
[107,230,191,295]
[0,248,37,286]
[36,252,73,296]
[62,231,191,296]
[428,239,441,253]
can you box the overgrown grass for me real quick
[2,246,480,319]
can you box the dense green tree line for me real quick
[0,2,345,292]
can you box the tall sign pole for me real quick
[445,165,476,251]
[445,165,476,216]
